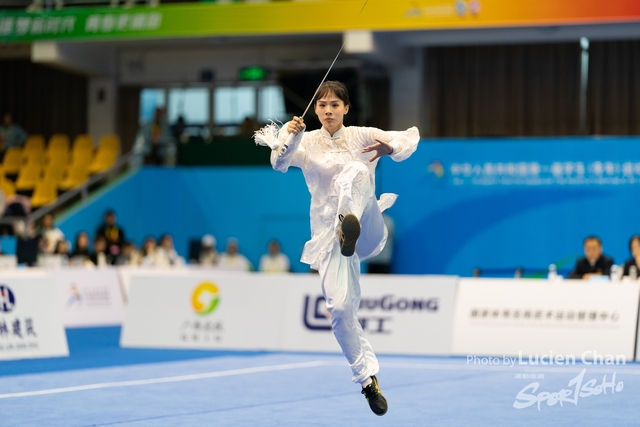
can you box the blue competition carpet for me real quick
[1,327,639,426]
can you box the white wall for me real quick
[118,40,352,85]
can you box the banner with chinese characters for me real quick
[0,272,69,360]
[451,278,640,360]
[51,268,125,328]
[2,1,640,43]
[379,136,640,276]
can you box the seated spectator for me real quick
[39,213,65,254]
[14,220,39,266]
[96,210,125,259]
[54,240,70,256]
[218,238,252,271]
[69,231,91,265]
[199,234,218,266]
[140,236,159,267]
[53,240,70,265]
[622,235,640,278]
[568,236,614,280]
[156,234,184,267]
[89,235,111,267]
[259,240,290,273]
[115,241,141,266]
[0,112,27,160]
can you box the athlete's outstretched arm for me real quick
[360,127,420,163]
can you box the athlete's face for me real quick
[314,91,349,135]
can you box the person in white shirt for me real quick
[255,81,418,416]
[140,237,159,267]
[259,240,290,273]
[156,234,184,267]
[218,238,252,271]
[199,234,218,266]
[40,213,65,254]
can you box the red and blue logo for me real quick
[0,285,15,313]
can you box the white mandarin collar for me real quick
[320,126,345,140]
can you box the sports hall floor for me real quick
[0,327,638,426]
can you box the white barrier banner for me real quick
[280,275,457,355]
[452,278,640,361]
[52,269,125,327]
[117,267,200,301]
[121,272,287,350]
[0,272,69,360]
[121,272,457,355]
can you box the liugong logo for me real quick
[303,294,438,334]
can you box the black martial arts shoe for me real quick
[338,213,360,257]
[361,376,388,416]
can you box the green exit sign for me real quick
[239,66,268,81]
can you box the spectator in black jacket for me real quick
[622,235,640,278]
[96,210,125,258]
[568,236,614,280]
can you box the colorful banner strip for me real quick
[1,0,640,43]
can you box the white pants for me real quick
[318,162,386,384]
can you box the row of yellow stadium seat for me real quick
[2,134,120,175]
[23,134,88,154]
[0,134,120,209]
[14,164,90,190]
[0,164,89,208]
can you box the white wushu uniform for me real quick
[270,123,419,384]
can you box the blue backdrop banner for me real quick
[380,137,640,276]
[57,137,640,276]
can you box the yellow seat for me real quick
[31,179,58,208]
[42,164,65,184]
[59,164,89,190]
[0,179,16,197]
[46,149,70,168]
[15,164,43,191]
[72,135,93,155]
[0,166,16,197]
[1,147,22,175]
[22,149,45,168]
[24,135,45,152]
[46,134,71,167]
[70,149,92,168]
[89,135,120,173]
[48,134,70,152]
[70,135,94,170]
[23,135,46,167]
